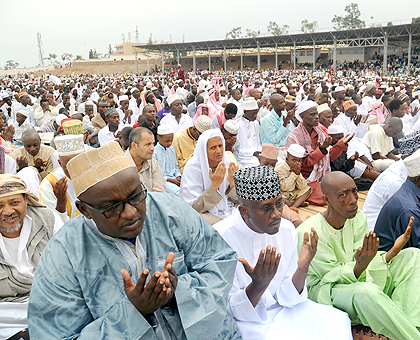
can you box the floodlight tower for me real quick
[135,26,139,43]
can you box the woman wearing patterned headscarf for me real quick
[140,90,162,115]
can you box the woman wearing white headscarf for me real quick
[179,129,239,225]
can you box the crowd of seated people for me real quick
[0,68,420,339]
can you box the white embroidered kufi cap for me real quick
[55,134,86,157]
[403,148,420,177]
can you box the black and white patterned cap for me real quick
[234,166,282,201]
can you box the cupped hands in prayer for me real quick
[239,245,281,307]
[318,137,332,152]
[227,163,240,188]
[121,252,178,316]
[354,231,379,278]
[297,227,318,271]
[210,162,226,191]
[52,176,68,213]
[17,156,29,170]
[350,151,359,161]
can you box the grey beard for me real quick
[0,221,23,234]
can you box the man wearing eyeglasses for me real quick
[214,166,352,340]
[27,142,242,340]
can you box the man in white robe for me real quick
[333,99,369,140]
[175,81,188,100]
[332,99,373,172]
[361,83,378,113]
[39,134,86,223]
[129,88,142,122]
[160,95,193,133]
[226,89,244,118]
[214,166,352,340]
[117,95,133,125]
[98,108,124,146]
[55,93,76,116]
[198,71,210,99]
[363,160,408,230]
[236,98,262,167]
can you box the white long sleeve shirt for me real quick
[214,210,307,323]
[236,117,262,167]
[160,113,193,134]
[213,209,352,340]
[333,113,369,139]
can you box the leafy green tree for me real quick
[387,22,393,26]
[75,55,83,60]
[4,60,19,70]
[332,15,345,30]
[89,49,101,59]
[267,21,289,36]
[332,3,366,30]
[246,29,261,38]
[48,53,59,65]
[412,17,420,24]
[301,19,318,33]
[226,27,242,39]
[61,53,73,62]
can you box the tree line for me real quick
[226,3,420,39]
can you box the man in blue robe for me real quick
[27,141,241,340]
[375,149,420,250]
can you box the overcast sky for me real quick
[1,0,417,68]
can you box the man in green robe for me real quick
[297,171,420,340]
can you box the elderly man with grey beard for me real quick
[0,174,62,340]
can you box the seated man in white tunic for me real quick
[39,134,86,223]
[362,117,402,172]
[214,166,352,340]
[160,94,193,133]
[333,99,369,139]
[332,99,373,165]
[0,174,62,340]
[98,108,124,146]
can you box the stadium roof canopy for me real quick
[137,23,420,52]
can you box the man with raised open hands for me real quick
[297,171,420,340]
[28,142,242,340]
[214,166,352,340]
